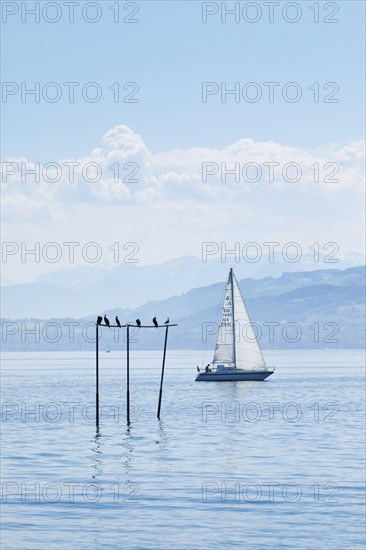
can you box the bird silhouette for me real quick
[97,316,102,325]
[164,317,170,325]
[115,316,121,328]
[153,317,158,328]
[136,319,141,327]
[104,315,110,327]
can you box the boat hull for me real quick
[195,370,274,382]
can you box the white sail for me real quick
[213,270,267,371]
[212,275,235,364]
[232,273,267,371]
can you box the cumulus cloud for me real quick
[1,124,365,215]
[1,125,364,279]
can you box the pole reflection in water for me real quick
[90,429,104,481]
[155,420,169,456]
[119,426,134,476]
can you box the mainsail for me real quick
[212,275,235,364]
[213,269,267,371]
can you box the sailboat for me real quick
[196,268,275,381]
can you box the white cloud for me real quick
[2,125,364,210]
[1,125,365,281]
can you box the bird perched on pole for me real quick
[97,316,102,325]
[136,319,141,327]
[115,316,121,328]
[104,315,110,327]
[164,317,169,325]
[153,317,158,328]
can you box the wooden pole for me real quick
[126,324,130,425]
[157,325,169,419]
[96,324,99,427]
[95,321,176,425]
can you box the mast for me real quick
[230,268,236,368]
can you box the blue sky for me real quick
[2,1,365,159]
[1,1,365,283]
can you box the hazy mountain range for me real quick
[2,265,364,351]
[1,252,365,319]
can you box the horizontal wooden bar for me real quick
[95,323,178,328]
[132,324,178,328]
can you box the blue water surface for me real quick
[1,350,365,549]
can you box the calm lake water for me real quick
[1,350,365,549]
